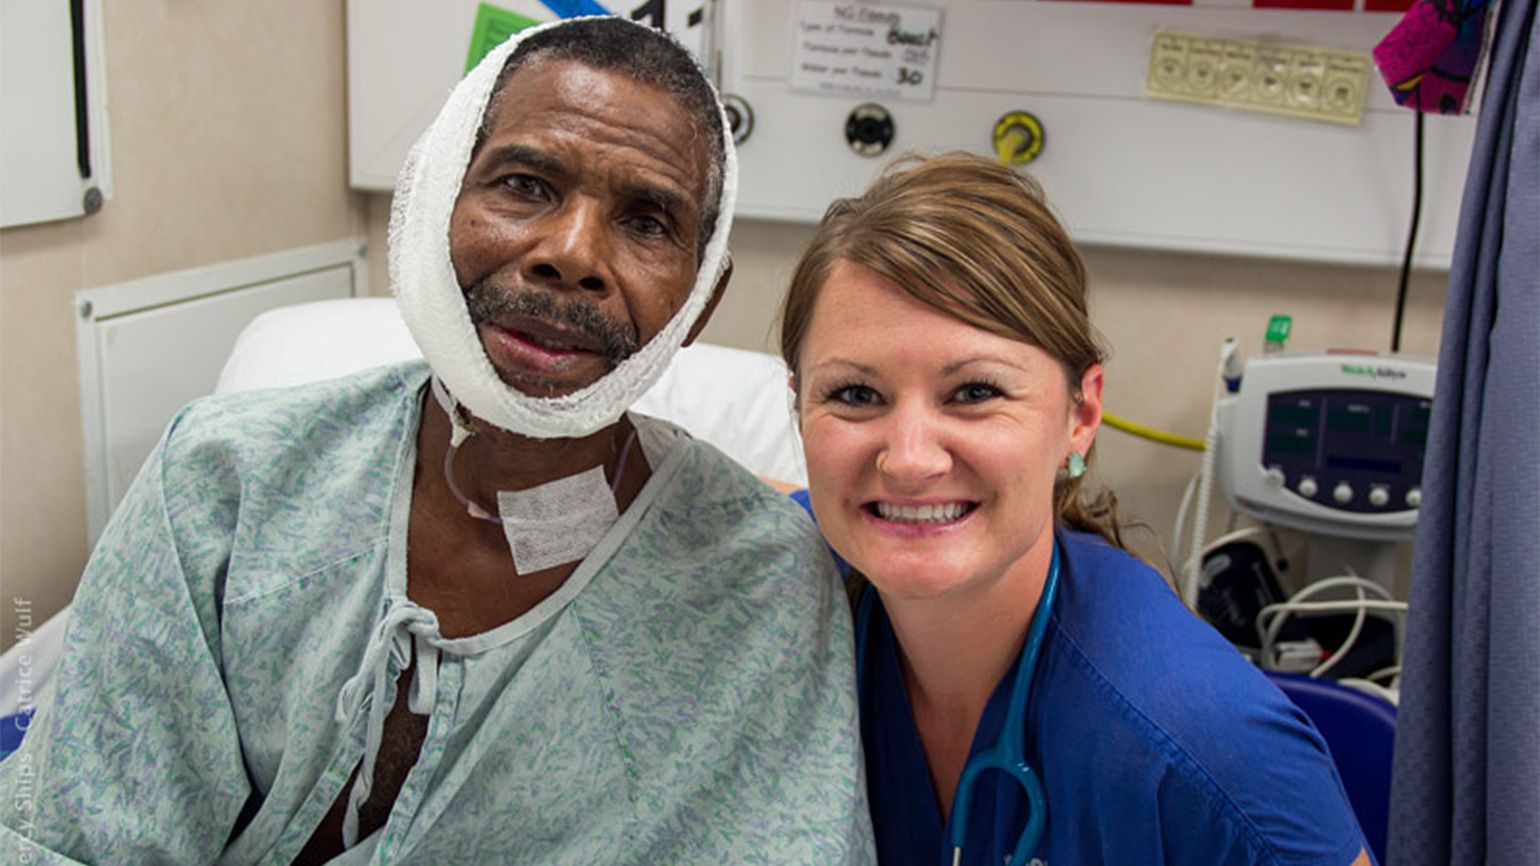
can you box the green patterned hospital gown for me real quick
[0,362,875,865]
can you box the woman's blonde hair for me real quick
[780,151,1126,548]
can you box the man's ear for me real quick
[683,257,732,347]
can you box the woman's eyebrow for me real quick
[807,359,879,376]
[941,356,1028,376]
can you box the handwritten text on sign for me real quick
[790,2,944,102]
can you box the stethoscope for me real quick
[855,539,1062,866]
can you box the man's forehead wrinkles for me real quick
[558,112,703,186]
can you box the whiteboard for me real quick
[0,0,110,228]
[721,0,1475,266]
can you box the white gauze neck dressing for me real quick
[430,377,637,573]
[387,16,738,440]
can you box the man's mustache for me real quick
[464,281,640,365]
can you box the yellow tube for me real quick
[1102,411,1206,451]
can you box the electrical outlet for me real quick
[1145,31,1370,125]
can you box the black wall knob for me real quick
[846,104,894,157]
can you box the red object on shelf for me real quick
[1365,0,1418,12]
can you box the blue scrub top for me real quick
[861,587,1038,865]
[839,521,1372,866]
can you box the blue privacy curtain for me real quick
[1387,0,1539,862]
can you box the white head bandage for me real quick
[388,16,738,440]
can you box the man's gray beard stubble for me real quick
[464,281,641,368]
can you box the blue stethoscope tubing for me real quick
[855,539,1062,866]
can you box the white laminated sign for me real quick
[790,1,944,102]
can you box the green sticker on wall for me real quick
[1265,314,1294,346]
[466,4,540,72]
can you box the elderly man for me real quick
[0,17,872,865]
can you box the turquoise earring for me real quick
[1065,451,1087,480]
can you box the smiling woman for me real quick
[781,152,1373,866]
[795,259,1097,607]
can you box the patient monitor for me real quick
[1215,352,1435,589]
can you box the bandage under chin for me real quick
[495,466,620,574]
[435,376,635,573]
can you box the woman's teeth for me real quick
[875,502,969,524]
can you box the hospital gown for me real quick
[0,362,875,865]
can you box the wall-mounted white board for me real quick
[0,0,111,228]
[347,0,1477,266]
